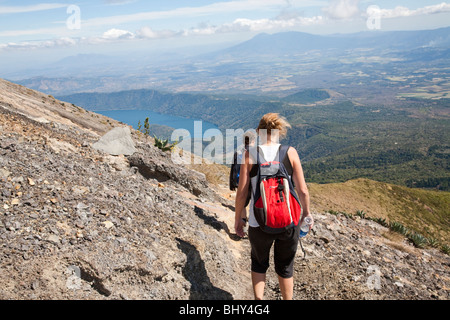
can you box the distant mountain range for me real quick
[203,26,450,59]
[9,26,450,85]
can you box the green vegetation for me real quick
[282,89,330,104]
[284,100,450,191]
[136,117,177,152]
[389,221,408,236]
[310,178,449,253]
[406,177,450,190]
[442,245,450,255]
[154,136,178,152]
[355,210,366,219]
[408,232,428,249]
[325,209,449,254]
[137,117,151,135]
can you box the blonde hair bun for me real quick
[257,113,291,138]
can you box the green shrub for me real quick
[137,117,151,135]
[154,136,178,152]
[326,210,339,216]
[389,221,409,236]
[408,232,428,248]
[427,238,440,248]
[324,207,448,254]
[372,217,388,227]
[326,210,352,218]
[356,210,366,219]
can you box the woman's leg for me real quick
[252,272,266,300]
[248,227,274,300]
[278,276,294,300]
[273,226,300,300]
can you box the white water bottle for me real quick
[299,216,313,238]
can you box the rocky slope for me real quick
[0,78,449,300]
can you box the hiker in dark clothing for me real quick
[234,113,313,300]
[230,132,255,228]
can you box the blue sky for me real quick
[0,1,450,65]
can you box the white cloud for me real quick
[216,15,324,33]
[0,27,64,37]
[81,28,136,45]
[0,3,67,14]
[365,2,450,19]
[323,0,360,20]
[0,37,76,51]
[150,14,325,38]
[136,27,178,39]
[0,28,136,50]
[102,28,135,40]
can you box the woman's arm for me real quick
[234,150,251,237]
[288,147,313,228]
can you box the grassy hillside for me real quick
[309,178,449,246]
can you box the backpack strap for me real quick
[249,145,293,177]
[248,146,263,177]
[279,145,293,176]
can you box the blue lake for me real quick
[97,109,220,138]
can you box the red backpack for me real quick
[249,145,303,234]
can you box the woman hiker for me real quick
[234,113,313,300]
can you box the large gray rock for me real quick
[93,127,136,156]
[127,143,217,200]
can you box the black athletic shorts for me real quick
[248,225,300,278]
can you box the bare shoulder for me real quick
[287,146,300,160]
[286,146,303,172]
